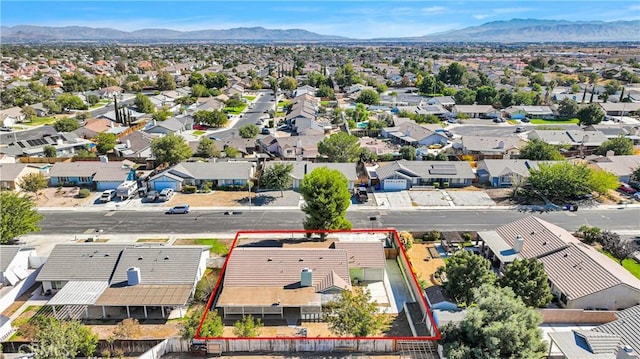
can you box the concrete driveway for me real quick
[373,191,413,208]
[408,191,451,206]
[447,190,496,206]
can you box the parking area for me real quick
[408,191,451,206]
[373,191,414,208]
[447,190,496,206]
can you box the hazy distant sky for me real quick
[2,1,639,39]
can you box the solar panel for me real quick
[26,139,39,146]
[17,142,25,148]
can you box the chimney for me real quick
[513,235,524,253]
[126,267,141,286]
[617,346,639,359]
[300,268,313,287]
[126,139,131,149]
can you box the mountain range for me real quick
[1,19,639,43]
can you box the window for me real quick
[560,293,568,305]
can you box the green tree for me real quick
[588,169,619,196]
[356,89,380,105]
[576,225,602,245]
[518,139,564,161]
[55,93,88,110]
[181,306,205,340]
[74,149,96,158]
[300,167,352,235]
[557,98,579,119]
[475,85,498,105]
[239,124,259,138]
[232,315,263,338]
[441,285,545,359]
[205,72,229,89]
[576,103,605,126]
[22,105,36,122]
[399,146,417,160]
[86,93,100,106]
[152,106,172,121]
[189,72,206,87]
[279,76,297,91]
[454,88,477,105]
[134,93,155,113]
[95,132,117,154]
[191,84,209,97]
[600,231,637,264]
[200,310,224,337]
[43,145,57,158]
[151,133,193,165]
[438,62,467,85]
[193,110,228,127]
[528,162,596,203]
[53,117,80,132]
[444,250,496,306]
[325,287,386,337]
[316,84,335,99]
[499,259,552,308]
[29,318,98,359]
[224,146,239,158]
[156,71,176,91]
[196,137,220,158]
[317,132,361,162]
[17,172,47,199]
[261,162,293,197]
[597,135,633,156]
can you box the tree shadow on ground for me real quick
[234,194,277,206]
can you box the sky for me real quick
[2,1,639,39]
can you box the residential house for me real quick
[48,160,134,187]
[427,96,456,110]
[194,97,224,112]
[0,107,25,127]
[92,161,137,191]
[149,161,256,191]
[258,134,324,160]
[452,104,499,119]
[36,244,208,319]
[416,104,451,119]
[1,132,93,158]
[476,159,559,187]
[528,129,609,153]
[227,84,244,97]
[375,160,475,190]
[381,120,449,147]
[599,102,640,117]
[0,163,42,190]
[144,117,191,135]
[212,138,258,157]
[0,246,40,315]
[293,85,316,98]
[113,131,158,158]
[479,216,640,310]
[214,240,386,321]
[507,106,555,120]
[590,155,640,183]
[263,161,358,190]
[30,102,49,117]
[97,86,122,99]
[456,136,522,160]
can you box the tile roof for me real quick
[36,244,133,282]
[0,246,21,272]
[594,306,640,352]
[494,216,580,259]
[334,241,386,268]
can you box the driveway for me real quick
[446,190,496,206]
[408,191,451,206]
[373,191,413,208]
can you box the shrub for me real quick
[399,231,414,250]
[423,230,442,242]
[201,181,213,193]
[462,232,472,241]
[182,185,197,194]
[77,188,91,198]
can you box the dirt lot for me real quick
[31,187,96,207]
[406,243,446,286]
[168,192,249,207]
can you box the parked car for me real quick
[521,117,531,123]
[158,188,174,201]
[145,190,159,202]
[193,124,209,131]
[628,181,640,191]
[515,126,526,133]
[167,204,189,214]
[137,185,148,197]
[100,190,116,203]
[493,117,505,123]
[618,183,637,195]
[0,126,12,132]
[261,127,271,135]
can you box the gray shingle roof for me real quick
[0,246,21,272]
[0,164,28,182]
[594,306,640,352]
[167,162,254,180]
[36,244,134,282]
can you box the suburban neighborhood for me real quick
[1,10,640,359]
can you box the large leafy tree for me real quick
[193,110,228,128]
[441,285,546,359]
[528,162,615,203]
[53,117,81,132]
[454,89,476,105]
[94,132,117,155]
[239,124,259,138]
[557,98,579,119]
[438,62,467,85]
[596,135,633,156]
[475,85,498,105]
[317,132,362,162]
[300,167,352,235]
[518,138,564,161]
[28,318,98,359]
[205,72,229,89]
[600,231,638,264]
[196,137,220,158]
[325,288,386,337]
[356,89,380,105]
[399,146,417,160]
[0,192,43,244]
[261,162,293,197]
[151,133,193,166]
[134,93,155,113]
[18,172,47,199]
[55,93,88,110]
[43,145,57,158]
[156,71,176,91]
[279,76,297,91]
[576,103,605,126]
[499,259,552,308]
[444,250,496,306]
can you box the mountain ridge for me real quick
[1,19,639,42]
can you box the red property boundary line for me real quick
[195,228,441,341]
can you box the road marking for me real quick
[105,211,116,217]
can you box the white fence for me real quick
[138,337,190,359]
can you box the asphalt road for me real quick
[37,208,640,235]
[212,90,275,140]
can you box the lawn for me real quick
[277,100,291,107]
[243,95,256,101]
[599,249,640,279]
[192,130,206,136]
[224,103,247,115]
[195,238,229,255]
[320,101,332,106]
[24,117,56,126]
[531,118,579,125]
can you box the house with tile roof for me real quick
[148,161,256,191]
[375,160,474,191]
[36,244,208,320]
[590,155,640,183]
[476,159,560,187]
[479,216,640,310]
[263,161,358,190]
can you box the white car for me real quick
[100,190,116,203]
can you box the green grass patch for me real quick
[243,95,256,101]
[224,104,247,115]
[599,249,640,279]
[507,120,519,125]
[24,117,56,126]
[320,101,331,106]
[192,130,206,136]
[277,100,291,107]
[275,111,285,117]
[196,238,229,255]
[136,238,169,243]
[531,118,579,125]
[89,103,105,109]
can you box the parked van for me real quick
[167,204,189,214]
[100,190,116,203]
[158,188,174,202]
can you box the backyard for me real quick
[599,249,640,279]
[406,242,446,287]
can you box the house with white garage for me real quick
[381,120,449,147]
[36,244,209,319]
[456,136,522,160]
[263,161,358,191]
[452,104,499,119]
[149,161,256,191]
[479,216,640,310]
[375,160,475,191]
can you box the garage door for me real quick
[153,181,179,191]
[383,179,407,191]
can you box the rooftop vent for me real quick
[127,267,141,286]
[513,235,525,253]
[138,256,143,260]
[164,256,169,260]
[301,268,312,287]
[267,258,272,262]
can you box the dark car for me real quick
[618,183,637,195]
[145,190,159,202]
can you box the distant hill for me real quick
[1,19,638,43]
[412,19,640,42]
[0,25,348,42]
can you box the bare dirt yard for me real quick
[31,187,96,207]
[168,192,250,207]
[406,243,446,286]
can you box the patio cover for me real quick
[47,281,109,306]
